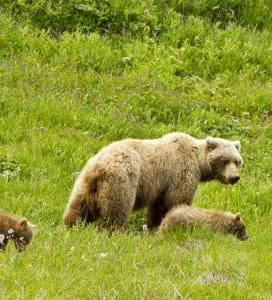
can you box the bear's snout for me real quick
[229,175,240,185]
[238,233,249,241]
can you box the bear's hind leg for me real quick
[63,169,101,227]
[98,178,138,233]
[100,206,131,233]
[63,194,85,227]
[82,196,100,225]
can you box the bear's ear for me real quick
[234,213,241,222]
[20,218,28,229]
[233,141,241,151]
[206,137,219,150]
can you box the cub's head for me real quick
[229,213,248,241]
[206,137,243,185]
[16,218,35,251]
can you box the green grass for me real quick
[0,4,272,298]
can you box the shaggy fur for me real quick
[63,132,243,232]
[159,205,248,240]
[0,212,35,251]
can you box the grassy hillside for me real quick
[0,1,272,298]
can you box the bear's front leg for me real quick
[0,236,8,252]
[14,239,26,252]
[147,194,168,229]
[165,178,198,208]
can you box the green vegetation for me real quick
[0,1,271,298]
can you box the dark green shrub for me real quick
[1,0,161,37]
[1,0,272,37]
[159,0,272,30]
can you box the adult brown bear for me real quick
[63,133,242,232]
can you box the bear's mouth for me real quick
[237,233,249,241]
[216,175,231,185]
[219,175,240,185]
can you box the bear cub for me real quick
[0,212,35,252]
[159,205,248,241]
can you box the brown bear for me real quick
[159,205,248,240]
[0,212,35,252]
[63,133,243,232]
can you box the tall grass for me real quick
[0,2,271,298]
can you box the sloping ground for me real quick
[0,3,271,297]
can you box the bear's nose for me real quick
[240,234,249,241]
[230,175,240,184]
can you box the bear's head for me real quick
[205,137,243,185]
[15,218,35,251]
[229,213,248,241]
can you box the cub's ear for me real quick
[234,213,241,222]
[233,141,241,151]
[20,218,28,229]
[206,137,219,150]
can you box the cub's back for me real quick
[0,212,20,233]
[160,205,206,232]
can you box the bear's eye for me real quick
[223,159,229,165]
[235,160,241,167]
[232,226,239,235]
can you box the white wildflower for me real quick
[144,9,150,15]
[143,224,148,232]
[121,56,131,64]
[0,234,4,244]
[8,228,14,235]
[99,252,108,258]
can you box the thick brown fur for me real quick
[0,212,34,252]
[63,132,243,232]
[159,205,248,240]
